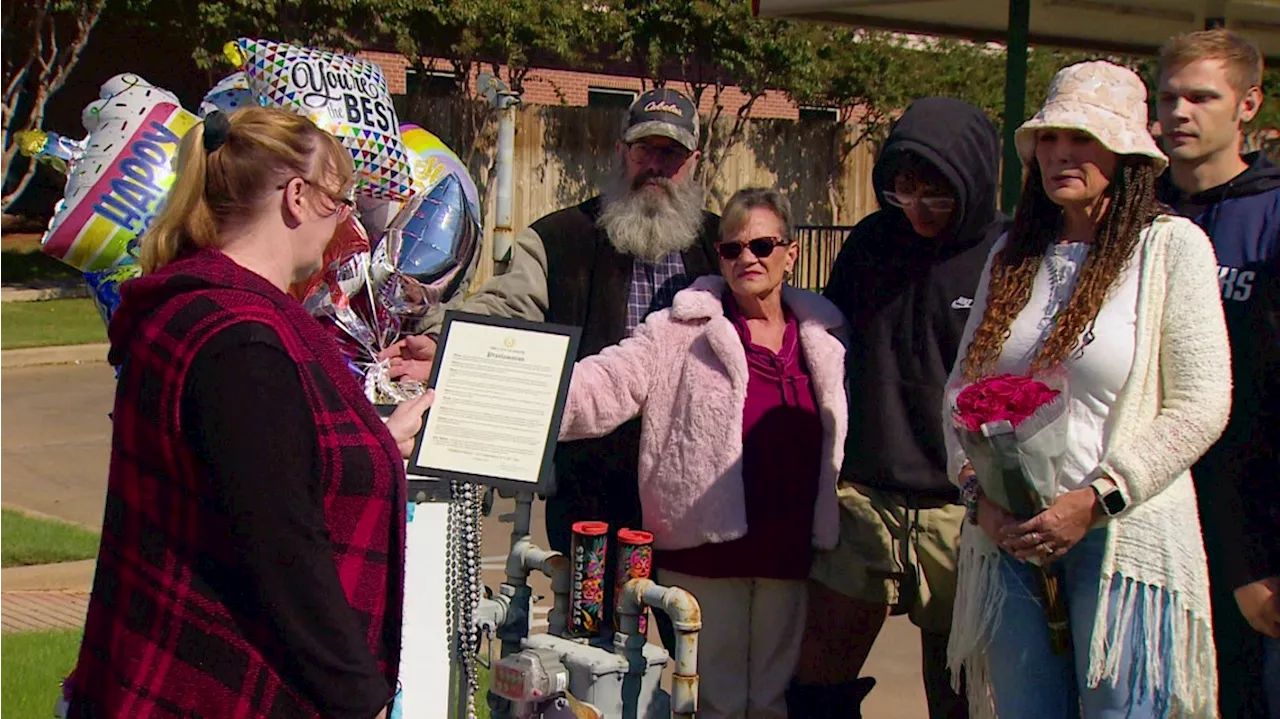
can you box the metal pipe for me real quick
[524,552,571,637]
[508,538,571,637]
[502,492,535,558]
[492,91,519,264]
[498,492,570,645]
[1000,0,1031,213]
[497,492,536,658]
[615,578,702,718]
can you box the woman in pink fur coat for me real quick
[559,187,849,719]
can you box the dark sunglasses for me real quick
[716,236,790,261]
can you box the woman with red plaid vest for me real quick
[64,107,431,719]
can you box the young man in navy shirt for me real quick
[1157,29,1280,718]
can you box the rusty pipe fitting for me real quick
[616,578,702,717]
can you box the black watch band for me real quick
[1090,480,1126,516]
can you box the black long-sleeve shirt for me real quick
[182,323,390,718]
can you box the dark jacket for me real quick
[70,249,405,718]
[1160,152,1280,588]
[533,196,721,551]
[823,97,1008,499]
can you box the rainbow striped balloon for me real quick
[398,123,480,220]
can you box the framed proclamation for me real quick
[407,311,581,495]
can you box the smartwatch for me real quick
[1089,478,1127,516]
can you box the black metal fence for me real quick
[792,225,853,293]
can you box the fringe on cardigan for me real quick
[946,526,1219,718]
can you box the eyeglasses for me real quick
[626,142,692,171]
[882,191,956,213]
[279,178,357,221]
[716,236,790,261]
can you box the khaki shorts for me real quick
[809,484,964,634]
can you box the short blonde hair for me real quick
[720,187,794,242]
[1158,29,1263,97]
[139,107,354,274]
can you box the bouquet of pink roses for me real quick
[950,372,1072,653]
[952,373,1068,521]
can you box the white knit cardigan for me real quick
[943,215,1232,718]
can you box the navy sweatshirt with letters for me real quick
[1159,151,1280,589]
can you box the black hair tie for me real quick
[203,111,231,153]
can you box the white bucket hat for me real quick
[1015,60,1168,174]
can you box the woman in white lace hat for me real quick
[942,61,1231,717]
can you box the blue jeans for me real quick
[985,529,1172,718]
[1266,635,1280,719]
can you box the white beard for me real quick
[597,166,706,262]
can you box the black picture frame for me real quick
[406,311,581,497]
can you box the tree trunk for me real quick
[2,0,106,214]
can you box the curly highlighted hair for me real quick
[960,156,1163,381]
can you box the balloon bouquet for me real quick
[19,38,482,403]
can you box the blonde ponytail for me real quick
[139,125,218,273]
[137,107,356,274]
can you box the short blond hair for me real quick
[1158,29,1263,97]
[720,187,794,242]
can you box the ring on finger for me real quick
[1041,542,1055,556]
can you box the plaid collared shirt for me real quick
[626,251,691,334]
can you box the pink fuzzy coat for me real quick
[559,275,848,552]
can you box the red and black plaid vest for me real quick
[68,249,406,718]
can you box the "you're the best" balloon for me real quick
[226,38,415,202]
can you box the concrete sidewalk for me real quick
[1,363,114,529]
[1,561,94,633]
[1,362,113,635]
[1,343,109,369]
[1,284,89,302]
[3,559,95,592]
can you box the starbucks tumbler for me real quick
[613,528,654,635]
[569,521,609,636]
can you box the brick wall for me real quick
[357,50,809,120]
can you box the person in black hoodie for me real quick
[1155,29,1280,719]
[788,97,1006,719]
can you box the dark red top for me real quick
[656,296,823,580]
[70,249,405,719]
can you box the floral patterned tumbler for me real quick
[569,521,609,636]
[613,528,654,635]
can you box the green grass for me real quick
[477,664,492,719]
[0,298,106,350]
[1,629,81,717]
[1,509,101,568]
[1,248,82,284]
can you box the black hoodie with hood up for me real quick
[823,97,1008,500]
